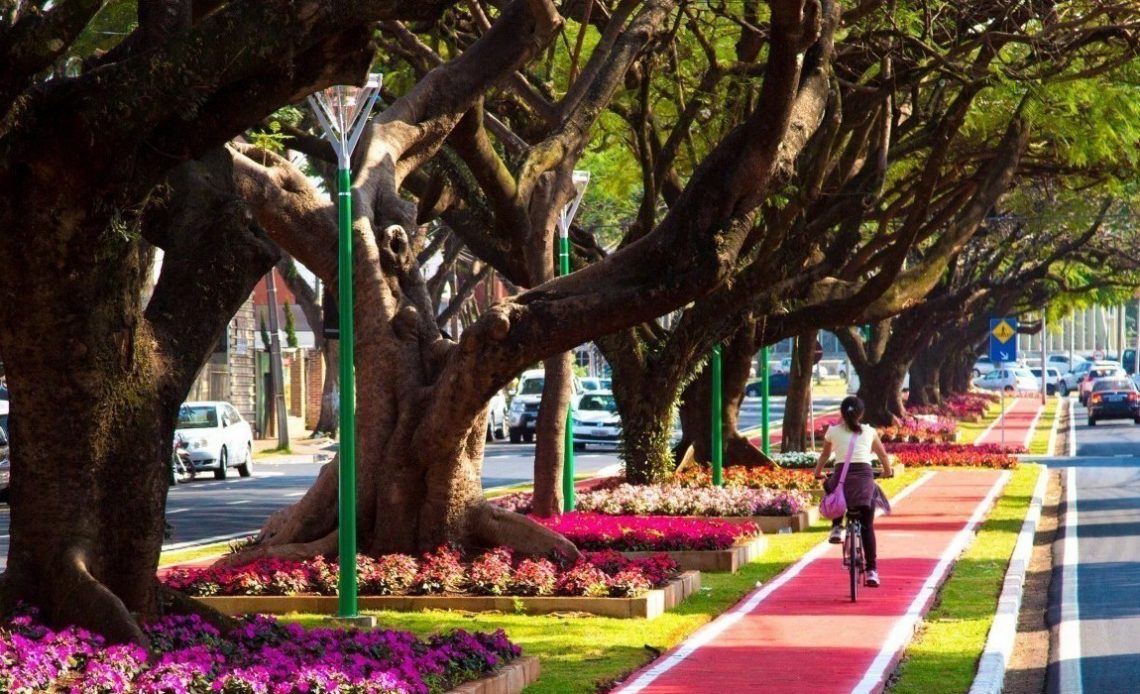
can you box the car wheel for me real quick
[1088,417,1096,427]
[573,442,586,452]
[1134,417,1140,425]
[1004,386,1014,393]
[973,369,981,378]
[497,418,508,440]
[214,446,228,480]
[486,420,495,442]
[236,444,253,478]
[1059,383,1069,396]
[524,433,534,443]
[509,431,521,444]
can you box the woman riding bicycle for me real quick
[812,396,894,587]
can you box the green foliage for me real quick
[248,107,305,153]
[283,302,299,349]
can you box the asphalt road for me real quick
[1047,397,1140,693]
[0,393,842,565]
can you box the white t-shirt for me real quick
[825,424,876,465]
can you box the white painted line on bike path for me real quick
[969,465,1049,694]
[851,470,1011,694]
[615,471,937,694]
[1057,465,1083,693]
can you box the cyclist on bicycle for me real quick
[812,396,894,587]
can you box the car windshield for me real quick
[177,405,218,429]
[518,378,544,395]
[1013,369,1034,377]
[579,395,617,412]
[1094,379,1134,392]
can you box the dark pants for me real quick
[831,507,878,570]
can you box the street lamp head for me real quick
[307,73,384,168]
[558,169,591,238]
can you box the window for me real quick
[579,395,617,412]
[518,378,545,395]
[225,405,241,424]
[1094,380,1134,392]
[178,405,218,429]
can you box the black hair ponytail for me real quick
[840,395,864,434]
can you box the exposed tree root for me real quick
[726,435,774,467]
[468,503,582,561]
[255,460,339,547]
[215,530,340,569]
[50,548,149,647]
[157,583,241,634]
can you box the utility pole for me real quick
[264,268,290,448]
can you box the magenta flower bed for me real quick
[162,547,680,599]
[813,414,957,443]
[909,393,999,422]
[884,442,1021,468]
[0,610,518,693]
[534,513,761,552]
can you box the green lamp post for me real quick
[308,74,382,619]
[556,170,591,512]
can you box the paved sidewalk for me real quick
[614,469,1008,694]
[975,398,1042,450]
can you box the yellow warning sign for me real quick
[991,320,1016,343]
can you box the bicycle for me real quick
[842,506,870,602]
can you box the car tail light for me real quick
[1130,393,1139,402]
[1091,394,1102,404]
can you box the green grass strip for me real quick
[957,400,1006,445]
[286,470,922,693]
[887,463,1040,694]
[159,541,235,567]
[1027,398,1059,456]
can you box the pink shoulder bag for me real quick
[819,434,858,520]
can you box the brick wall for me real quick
[305,350,325,430]
[288,350,305,417]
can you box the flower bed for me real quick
[908,392,999,422]
[810,414,958,443]
[533,513,760,552]
[672,465,817,492]
[496,483,809,518]
[0,610,520,694]
[885,442,1020,469]
[771,451,819,469]
[163,547,678,599]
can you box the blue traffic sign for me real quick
[989,317,1019,364]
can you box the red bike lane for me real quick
[613,469,1008,694]
[973,397,1042,449]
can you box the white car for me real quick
[486,391,508,441]
[1029,367,1061,395]
[507,369,583,443]
[973,356,996,377]
[974,367,1038,393]
[572,391,621,449]
[774,357,828,378]
[175,401,253,479]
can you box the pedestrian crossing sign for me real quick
[988,317,1019,364]
[991,320,1016,343]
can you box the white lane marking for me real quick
[226,500,250,506]
[1069,398,1078,457]
[978,398,1019,446]
[614,471,937,694]
[851,470,1011,694]
[165,508,190,515]
[969,465,1049,694]
[285,491,305,498]
[161,530,258,552]
[1024,402,1045,451]
[1047,398,1062,457]
[1058,466,1083,693]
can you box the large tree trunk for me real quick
[856,358,909,426]
[531,352,571,517]
[608,358,679,484]
[0,150,277,644]
[907,347,943,408]
[781,331,817,452]
[680,325,771,466]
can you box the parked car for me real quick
[571,391,621,449]
[1086,377,1140,426]
[0,455,8,504]
[1029,367,1061,395]
[486,390,508,441]
[0,385,7,400]
[1079,364,1128,406]
[1124,348,1138,376]
[1048,354,1087,374]
[507,370,583,443]
[174,401,254,479]
[774,357,828,379]
[1059,360,1100,396]
[579,378,606,392]
[569,391,682,450]
[745,373,791,397]
[974,367,1038,393]
[972,356,996,377]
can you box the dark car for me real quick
[1087,378,1140,426]
[745,373,790,397]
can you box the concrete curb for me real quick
[448,656,540,694]
[968,464,1049,694]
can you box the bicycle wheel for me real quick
[848,521,860,602]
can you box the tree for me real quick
[283,301,299,349]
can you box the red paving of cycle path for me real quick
[972,397,1042,449]
[613,469,1007,694]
